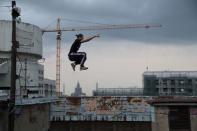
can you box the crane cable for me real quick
[61,17,111,26]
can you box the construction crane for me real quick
[42,18,161,97]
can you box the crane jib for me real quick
[42,24,162,33]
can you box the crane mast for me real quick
[56,18,61,96]
[42,18,161,97]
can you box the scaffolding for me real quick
[143,71,197,96]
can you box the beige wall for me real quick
[0,103,50,131]
[152,106,169,131]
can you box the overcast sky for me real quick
[1,0,197,95]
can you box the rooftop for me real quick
[143,71,197,78]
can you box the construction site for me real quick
[1,0,197,131]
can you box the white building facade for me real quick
[0,20,44,98]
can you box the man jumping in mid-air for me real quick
[68,33,100,71]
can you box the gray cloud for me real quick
[2,0,197,44]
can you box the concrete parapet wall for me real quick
[15,104,50,131]
[190,107,197,131]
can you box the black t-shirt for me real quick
[69,39,82,54]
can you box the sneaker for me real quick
[80,66,88,71]
[71,63,76,71]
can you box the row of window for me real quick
[156,79,195,85]
[158,88,193,93]
[146,79,197,86]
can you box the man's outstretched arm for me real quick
[81,34,100,43]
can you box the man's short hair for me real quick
[76,33,83,38]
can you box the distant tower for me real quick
[71,82,86,97]
[96,82,99,90]
[63,83,66,95]
[146,66,149,71]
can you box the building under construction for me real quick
[143,71,197,96]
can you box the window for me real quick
[162,79,167,86]
[0,58,9,64]
[28,90,39,94]
[171,88,175,93]
[163,88,168,92]
[38,84,43,87]
[187,88,193,93]
[38,76,43,81]
[146,80,151,86]
[179,80,184,85]
[188,79,192,86]
[171,80,175,86]
[155,80,159,85]
[38,70,44,75]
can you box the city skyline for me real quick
[1,0,197,95]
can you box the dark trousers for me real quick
[68,52,87,67]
